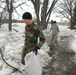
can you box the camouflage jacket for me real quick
[24,22,45,49]
[50,24,59,34]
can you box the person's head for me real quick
[53,21,57,24]
[22,12,33,25]
[51,20,54,25]
[54,21,57,23]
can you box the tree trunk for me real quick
[70,21,73,29]
[31,0,58,30]
[40,0,48,30]
[8,12,12,31]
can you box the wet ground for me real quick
[42,36,76,75]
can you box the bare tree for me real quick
[0,0,27,31]
[6,0,27,31]
[0,1,7,28]
[5,0,13,31]
[0,0,59,30]
[0,10,7,28]
[30,0,59,30]
[72,2,76,29]
[0,12,3,28]
[56,0,75,29]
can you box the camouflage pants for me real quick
[50,34,58,46]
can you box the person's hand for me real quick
[33,46,40,55]
[21,59,25,65]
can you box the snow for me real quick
[70,36,76,53]
[44,24,76,36]
[0,23,76,75]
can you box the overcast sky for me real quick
[13,0,68,22]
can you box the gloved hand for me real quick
[33,46,40,55]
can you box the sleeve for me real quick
[36,28,45,48]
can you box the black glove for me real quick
[33,46,40,55]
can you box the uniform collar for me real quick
[26,22,35,30]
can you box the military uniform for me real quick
[21,22,45,64]
[50,24,59,46]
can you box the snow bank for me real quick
[0,23,76,75]
[0,23,51,75]
[70,36,76,53]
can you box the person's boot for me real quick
[48,44,55,56]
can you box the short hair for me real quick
[51,20,54,24]
[53,21,57,23]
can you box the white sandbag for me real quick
[45,31,52,44]
[22,52,42,75]
[0,68,12,75]
[48,31,52,37]
[11,72,22,75]
[57,33,60,42]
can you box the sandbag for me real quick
[57,33,60,42]
[45,31,52,44]
[22,52,42,75]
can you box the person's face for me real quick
[54,23,56,25]
[23,19,29,25]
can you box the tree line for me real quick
[0,0,76,31]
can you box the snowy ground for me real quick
[0,23,76,75]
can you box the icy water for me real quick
[42,36,76,75]
[0,23,76,75]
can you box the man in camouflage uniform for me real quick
[50,20,59,46]
[21,12,45,65]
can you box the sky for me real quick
[13,0,68,22]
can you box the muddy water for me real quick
[42,36,76,75]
